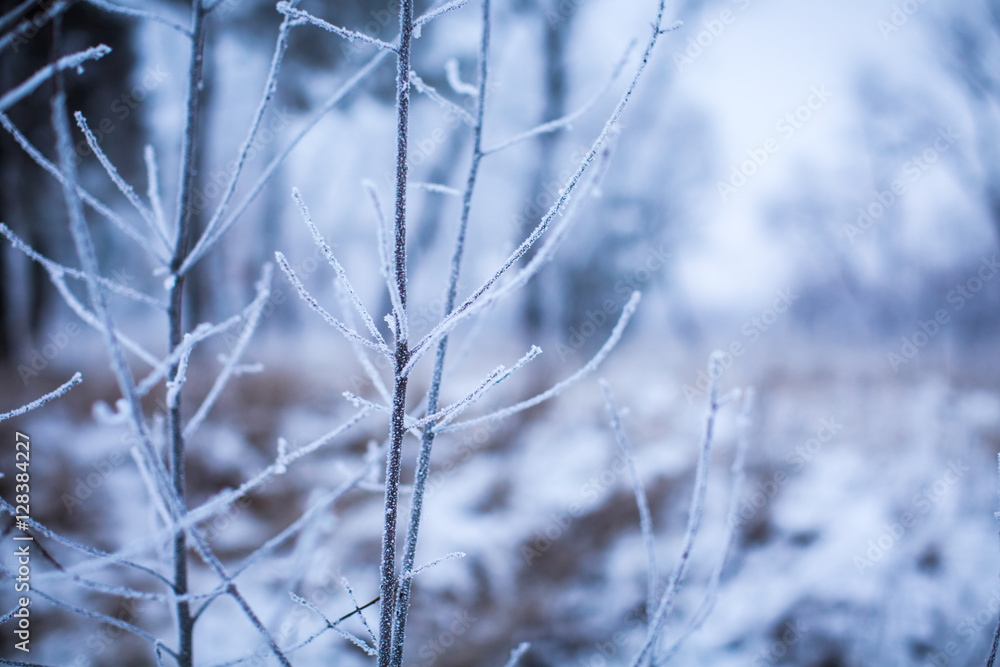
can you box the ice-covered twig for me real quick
[503,642,531,667]
[410,365,505,430]
[48,270,161,368]
[183,264,274,439]
[74,111,169,253]
[408,0,674,368]
[0,0,71,54]
[183,11,296,271]
[0,45,110,112]
[601,380,657,619]
[391,4,489,660]
[56,55,291,667]
[483,39,634,155]
[0,496,173,590]
[32,587,177,660]
[438,292,640,433]
[0,0,33,34]
[181,51,391,275]
[410,70,475,126]
[277,2,397,52]
[0,372,81,422]
[411,181,462,196]
[276,251,392,357]
[656,388,753,664]
[135,319,240,397]
[195,440,383,619]
[378,0,419,661]
[401,134,610,377]
[414,0,469,32]
[0,112,170,262]
[337,285,393,406]
[0,223,165,309]
[184,408,372,533]
[400,551,466,582]
[342,577,379,646]
[629,351,725,667]
[365,180,408,344]
[290,592,378,656]
[445,58,477,96]
[433,345,541,431]
[83,0,192,36]
[294,189,386,348]
[144,145,169,242]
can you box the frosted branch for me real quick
[601,380,657,619]
[293,188,386,348]
[0,45,110,112]
[411,181,462,196]
[180,50,391,275]
[0,112,170,263]
[83,0,192,36]
[503,643,532,667]
[410,71,475,126]
[276,251,392,357]
[183,12,296,271]
[414,0,470,32]
[445,58,477,96]
[400,551,466,582]
[183,264,274,439]
[0,223,165,309]
[364,180,408,343]
[629,350,725,667]
[483,40,633,156]
[74,111,170,253]
[657,388,753,664]
[436,291,640,432]
[48,269,161,368]
[409,0,674,368]
[0,372,81,422]
[0,1,71,54]
[276,2,397,52]
[290,593,378,656]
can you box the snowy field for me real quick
[1,0,999,665]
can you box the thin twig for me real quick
[0,373,82,422]
[629,351,725,667]
[0,44,110,112]
[601,380,658,619]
